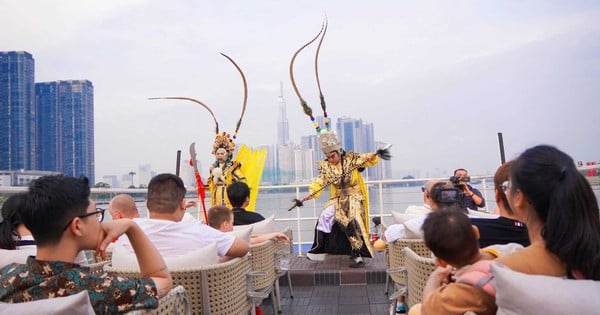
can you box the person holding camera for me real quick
[452,168,485,210]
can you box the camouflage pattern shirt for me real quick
[0,256,158,314]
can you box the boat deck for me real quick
[260,251,394,315]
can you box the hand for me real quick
[431,265,454,285]
[302,194,311,202]
[96,219,133,253]
[272,232,290,243]
[184,199,198,209]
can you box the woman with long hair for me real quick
[0,193,30,250]
[498,145,600,279]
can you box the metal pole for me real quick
[497,132,506,164]
[175,150,182,176]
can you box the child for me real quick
[207,206,289,244]
[410,210,496,315]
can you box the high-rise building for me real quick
[0,51,36,170]
[35,80,95,183]
[277,82,289,145]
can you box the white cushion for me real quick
[227,225,253,243]
[0,290,94,315]
[391,210,423,224]
[111,242,218,270]
[233,214,275,236]
[492,263,600,315]
[467,209,498,218]
[0,248,35,268]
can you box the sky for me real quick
[2,1,599,181]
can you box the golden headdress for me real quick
[149,53,248,157]
[289,18,341,155]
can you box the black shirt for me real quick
[232,207,266,226]
[470,216,530,248]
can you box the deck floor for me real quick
[260,251,396,315]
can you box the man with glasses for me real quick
[0,175,172,314]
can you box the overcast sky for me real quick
[2,1,599,181]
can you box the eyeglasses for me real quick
[63,208,105,230]
[421,187,426,192]
[501,181,510,194]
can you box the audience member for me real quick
[108,194,140,219]
[403,180,442,215]
[452,168,485,210]
[385,181,461,242]
[115,173,249,259]
[496,145,600,280]
[470,161,530,248]
[0,193,30,250]
[227,182,265,225]
[416,210,496,315]
[0,193,88,267]
[208,206,289,244]
[0,175,172,314]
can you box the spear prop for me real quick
[189,142,208,223]
[288,144,392,211]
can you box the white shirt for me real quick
[116,218,235,257]
[404,204,432,215]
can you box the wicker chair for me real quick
[125,285,190,315]
[385,238,431,295]
[403,247,436,308]
[273,227,294,312]
[248,239,279,314]
[106,256,253,315]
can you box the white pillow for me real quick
[227,225,253,243]
[0,248,35,268]
[233,214,275,236]
[467,209,498,218]
[492,263,600,315]
[0,290,95,315]
[391,210,423,224]
[111,242,218,270]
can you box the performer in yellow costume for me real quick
[289,20,391,267]
[208,131,246,207]
[150,53,265,211]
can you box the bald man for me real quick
[109,194,140,220]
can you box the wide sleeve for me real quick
[349,152,378,168]
[307,161,328,200]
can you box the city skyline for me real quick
[1,2,599,181]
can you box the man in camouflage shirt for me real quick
[0,175,172,314]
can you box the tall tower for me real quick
[35,80,95,183]
[0,51,36,170]
[277,82,289,145]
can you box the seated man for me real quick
[115,173,248,259]
[227,182,265,225]
[470,161,529,248]
[414,210,496,315]
[207,206,289,244]
[385,181,461,242]
[0,175,172,314]
[108,194,140,220]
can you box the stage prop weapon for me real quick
[189,142,208,223]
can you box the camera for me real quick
[433,187,460,204]
[449,175,470,190]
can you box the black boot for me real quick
[349,250,364,268]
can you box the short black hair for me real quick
[147,174,186,213]
[227,182,250,208]
[422,209,479,267]
[21,175,90,246]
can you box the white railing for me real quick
[2,170,599,255]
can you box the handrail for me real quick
[2,171,599,256]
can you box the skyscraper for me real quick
[277,82,289,145]
[0,51,36,170]
[35,80,95,183]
